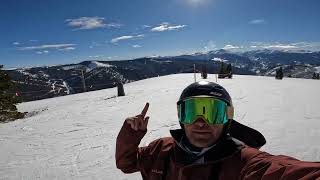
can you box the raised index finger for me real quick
[140,102,149,118]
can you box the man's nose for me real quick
[194,116,208,127]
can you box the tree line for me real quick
[0,65,25,122]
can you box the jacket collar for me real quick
[170,129,244,165]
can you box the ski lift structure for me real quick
[63,65,87,92]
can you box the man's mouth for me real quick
[192,130,211,134]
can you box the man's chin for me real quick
[192,137,217,147]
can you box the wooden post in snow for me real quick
[117,82,125,96]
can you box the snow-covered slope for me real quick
[1,74,320,179]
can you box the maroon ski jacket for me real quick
[116,121,320,180]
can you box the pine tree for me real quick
[312,72,319,79]
[219,62,227,74]
[226,63,233,78]
[0,65,24,122]
[201,64,207,79]
[218,63,232,78]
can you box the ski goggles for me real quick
[177,97,228,125]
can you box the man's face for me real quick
[183,117,224,148]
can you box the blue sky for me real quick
[1,0,320,68]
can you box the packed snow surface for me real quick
[1,74,320,179]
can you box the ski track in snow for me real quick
[1,74,320,179]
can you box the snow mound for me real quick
[1,74,320,179]
[87,61,113,70]
[211,57,228,62]
[315,66,320,73]
[16,69,38,78]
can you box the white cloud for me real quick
[107,56,118,60]
[223,44,240,50]
[142,25,151,28]
[111,34,144,44]
[250,42,298,50]
[263,44,297,49]
[251,42,265,46]
[59,47,76,51]
[65,17,106,30]
[132,45,142,48]
[19,44,76,50]
[13,42,20,45]
[204,40,216,51]
[290,42,320,49]
[249,19,267,25]
[66,17,122,30]
[181,0,211,7]
[106,23,123,28]
[151,22,186,32]
[36,50,49,54]
[89,55,103,58]
[89,42,103,49]
[29,40,38,42]
[249,42,320,51]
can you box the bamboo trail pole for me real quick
[194,64,196,82]
[81,70,87,92]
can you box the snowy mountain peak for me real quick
[209,49,231,54]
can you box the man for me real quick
[116,81,320,179]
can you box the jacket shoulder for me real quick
[141,137,174,156]
[137,137,175,176]
[240,147,273,162]
[238,147,320,180]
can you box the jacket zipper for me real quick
[176,148,242,180]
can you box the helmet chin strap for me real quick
[224,103,234,136]
[224,119,233,135]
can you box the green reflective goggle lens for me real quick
[178,97,227,125]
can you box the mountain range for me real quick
[6,49,320,101]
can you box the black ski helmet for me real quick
[178,81,233,133]
[178,81,232,106]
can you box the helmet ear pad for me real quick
[226,104,234,120]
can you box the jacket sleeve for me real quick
[115,120,151,173]
[240,147,320,180]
